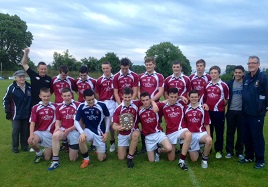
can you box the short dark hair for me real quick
[196,59,206,66]
[83,89,95,98]
[79,66,88,74]
[168,87,178,95]
[120,58,131,66]
[140,92,151,99]
[173,61,182,66]
[59,65,68,74]
[234,65,245,72]
[144,57,155,64]
[122,87,133,95]
[189,89,200,97]
[40,87,50,94]
[61,87,72,94]
[209,66,221,74]
[38,61,47,67]
[102,61,111,65]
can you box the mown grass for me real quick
[0,79,267,187]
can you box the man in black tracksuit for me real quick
[241,56,267,169]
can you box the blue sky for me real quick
[1,0,268,72]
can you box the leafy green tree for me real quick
[0,13,33,70]
[81,57,99,72]
[225,65,236,75]
[145,42,191,77]
[98,52,120,74]
[51,49,81,71]
[132,65,146,74]
[28,59,36,70]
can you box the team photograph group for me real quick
[3,48,267,172]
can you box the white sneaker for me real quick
[201,160,208,169]
[29,148,34,152]
[238,154,244,160]
[225,153,233,159]
[109,143,116,152]
[215,152,222,159]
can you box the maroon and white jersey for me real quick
[76,76,96,102]
[56,100,80,129]
[30,102,56,133]
[139,71,164,101]
[204,80,229,112]
[164,73,191,98]
[138,103,163,136]
[95,74,114,101]
[112,100,141,135]
[158,101,186,135]
[189,73,211,103]
[51,75,77,103]
[184,104,210,133]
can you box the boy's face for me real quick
[172,64,182,74]
[196,63,205,74]
[60,71,68,80]
[123,93,132,106]
[102,64,112,76]
[209,69,220,80]
[84,95,95,107]
[234,69,244,81]
[79,72,88,81]
[168,92,178,105]
[120,65,129,75]
[62,91,72,104]
[141,96,151,108]
[145,61,155,73]
[189,93,199,104]
[39,92,51,104]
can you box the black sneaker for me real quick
[12,148,19,153]
[89,145,96,151]
[178,162,188,171]
[239,158,253,163]
[127,159,134,168]
[34,155,44,164]
[254,163,265,169]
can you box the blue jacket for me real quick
[3,81,32,120]
[242,69,268,117]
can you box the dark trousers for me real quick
[243,115,265,163]
[209,111,225,153]
[225,110,244,155]
[12,119,30,150]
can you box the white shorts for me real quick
[189,132,208,152]
[84,128,106,153]
[167,128,188,145]
[34,131,52,148]
[60,127,79,145]
[104,100,116,116]
[67,130,79,145]
[118,133,132,147]
[145,131,167,152]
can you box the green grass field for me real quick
[0,79,267,187]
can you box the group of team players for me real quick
[4,48,265,171]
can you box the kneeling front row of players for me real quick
[28,86,212,171]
